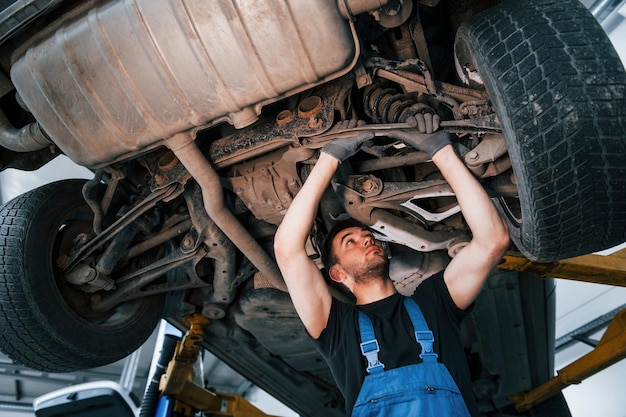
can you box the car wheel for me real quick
[455,0,626,261]
[0,179,163,372]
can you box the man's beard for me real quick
[342,255,390,284]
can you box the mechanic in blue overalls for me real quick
[274,114,510,417]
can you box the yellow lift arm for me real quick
[159,314,276,417]
[498,248,626,411]
[498,247,626,287]
[157,248,626,414]
[510,309,626,411]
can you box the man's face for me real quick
[331,226,388,283]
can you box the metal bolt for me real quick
[467,151,479,161]
[383,1,401,16]
[182,236,194,249]
[307,117,323,130]
[362,179,376,192]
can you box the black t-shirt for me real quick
[310,272,480,416]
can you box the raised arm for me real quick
[274,153,338,338]
[274,122,373,338]
[432,145,509,310]
[388,120,509,310]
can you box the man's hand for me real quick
[388,113,451,158]
[410,112,440,134]
[321,119,374,163]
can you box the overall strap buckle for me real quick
[360,339,384,373]
[403,298,439,363]
[415,330,438,362]
[358,311,385,374]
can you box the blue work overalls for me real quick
[352,297,471,417]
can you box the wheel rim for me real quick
[498,196,522,228]
[52,206,148,329]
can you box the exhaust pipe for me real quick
[0,111,51,152]
[167,132,287,292]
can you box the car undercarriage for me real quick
[0,0,625,416]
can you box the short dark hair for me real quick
[320,218,366,269]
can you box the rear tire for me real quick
[455,0,626,261]
[0,180,163,372]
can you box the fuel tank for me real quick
[10,0,356,168]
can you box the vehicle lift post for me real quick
[158,313,275,417]
[499,248,626,411]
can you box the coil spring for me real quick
[363,84,432,124]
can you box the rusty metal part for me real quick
[125,218,193,260]
[78,140,238,312]
[82,167,126,234]
[207,76,352,169]
[498,248,626,287]
[336,0,390,18]
[464,134,511,178]
[183,182,238,313]
[459,99,492,118]
[82,170,106,234]
[65,262,116,293]
[301,118,501,149]
[167,132,287,292]
[335,181,468,252]
[141,149,194,191]
[510,309,626,411]
[276,110,295,125]
[347,174,384,197]
[355,150,430,172]
[363,83,433,124]
[410,9,432,70]
[376,0,413,28]
[91,247,209,312]
[382,20,416,59]
[367,58,463,118]
[67,225,139,293]
[60,183,183,273]
[105,149,238,311]
[101,168,126,215]
[95,226,137,276]
[302,122,415,147]
[227,147,311,225]
[344,175,461,223]
[375,67,488,104]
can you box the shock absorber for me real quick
[363,84,432,124]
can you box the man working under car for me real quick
[274,115,510,416]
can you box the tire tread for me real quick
[458,0,626,260]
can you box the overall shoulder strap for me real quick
[357,311,385,374]
[403,297,438,362]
